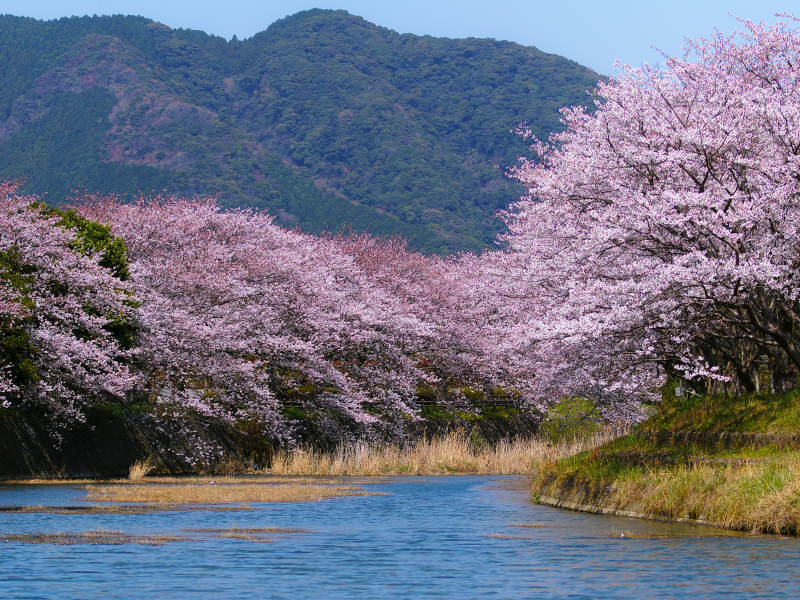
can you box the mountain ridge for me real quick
[0,9,600,253]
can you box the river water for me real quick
[0,476,797,599]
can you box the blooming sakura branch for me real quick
[505,15,800,406]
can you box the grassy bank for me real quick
[533,390,800,535]
[267,430,618,476]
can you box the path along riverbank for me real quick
[532,390,800,535]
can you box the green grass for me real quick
[644,389,800,433]
[533,389,800,535]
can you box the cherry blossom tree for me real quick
[0,182,137,421]
[77,195,437,442]
[333,233,514,408]
[503,15,800,410]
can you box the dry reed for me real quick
[128,457,156,480]
[85,482,372,504]
[268,430,618,476]
[597,453,800,535]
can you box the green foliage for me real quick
[644,389,800,434]
[280,406,310,420]
[42,205,131,280]
[479,406,521,420]
[419,405,474,421]
[0,11,600,254]
[45,204,137,349]
[0,258,38,390]
[541,397,601,443]
[467,428,488,454]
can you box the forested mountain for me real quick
[0,9,600,253]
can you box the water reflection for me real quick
[0,476,796,599]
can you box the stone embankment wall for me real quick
[536,474,716,527]
[0,412,241,480]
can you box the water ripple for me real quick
[0,476,797,599]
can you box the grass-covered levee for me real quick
[533,387,800,535]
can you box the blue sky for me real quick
[0,1,792,74]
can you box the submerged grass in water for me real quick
[1,529,186,546]
[0,504,257,514]
[2,526,311,545]
[85,482,373,504]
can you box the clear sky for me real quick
[0,0,793,74]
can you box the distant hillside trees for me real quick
[0,10,600,254]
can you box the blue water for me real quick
[0,476,797,599]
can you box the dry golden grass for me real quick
[85,482,372,504]
[7,475,349,485]
[268,430,617,476]
[599,453,800,535]
[128,457,156,480]
[6,478,115,484]
[121,475,343,485]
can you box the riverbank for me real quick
[0,406,544,479]
[533,390,800,535]
[0,408,244,480]
[268,430,618,476]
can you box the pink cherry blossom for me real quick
[503,15,800,411]
[0,182,137,421]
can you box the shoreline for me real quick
[537,494,718,528]
[530,392,800,536]
[532,424,800,534]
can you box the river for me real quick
[0,476,797,599]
